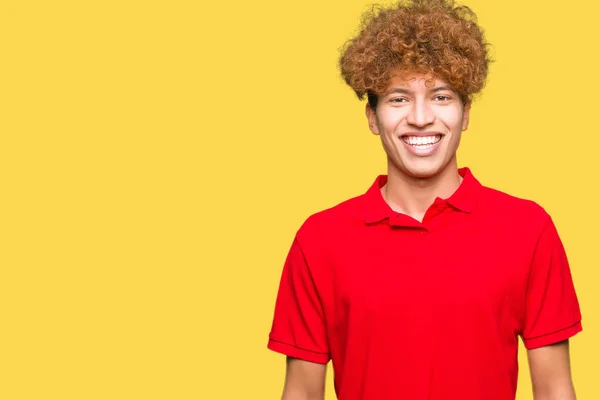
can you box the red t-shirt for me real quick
[267,167,582,399]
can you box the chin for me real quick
[387,147,454,180]
[401,161,445,179]
[405,169,439,179]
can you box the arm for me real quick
[268,237,330,398]
[281,357,326,400]
[520,216,582,399]
[527,340,576,400]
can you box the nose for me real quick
[406,100,435,127]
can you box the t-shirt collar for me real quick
[363,167,482,224]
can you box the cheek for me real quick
[438,109,464,132]
[377,109,407,133]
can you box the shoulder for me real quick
[477,184,552,234]
[296,194,365,240]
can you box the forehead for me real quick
[385,69,452,92]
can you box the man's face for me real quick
[366,70,471,179]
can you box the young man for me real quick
[267,0,582,399]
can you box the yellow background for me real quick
[0,0,597,398]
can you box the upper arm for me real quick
[527,340,576,399]
[268,236,330,398]
[521,216,582,349]
[521,216,581,399]
[268,236,330,362]
[282,357,327,400]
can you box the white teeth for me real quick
[402,135,441,146]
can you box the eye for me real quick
[390,97,409,103]
[434,95,451,101]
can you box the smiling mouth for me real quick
[401,134,443,148]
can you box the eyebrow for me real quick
[384,86,455,96]
[431,86,454,93]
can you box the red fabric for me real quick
[268,167,582,400]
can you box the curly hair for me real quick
[339,0,492,107]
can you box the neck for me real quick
[382,158,462,222]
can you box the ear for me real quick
[461,100,472,131]
[365,103,380,135]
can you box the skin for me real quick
[281,357,326,400]
[528,340,577,399]
[280,70,577,399]
[365,69,470,222]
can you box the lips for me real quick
[399,132,444,156]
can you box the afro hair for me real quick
[339,0,492,105]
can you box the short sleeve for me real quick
[267,237,330,364]
[521,216,582,349]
